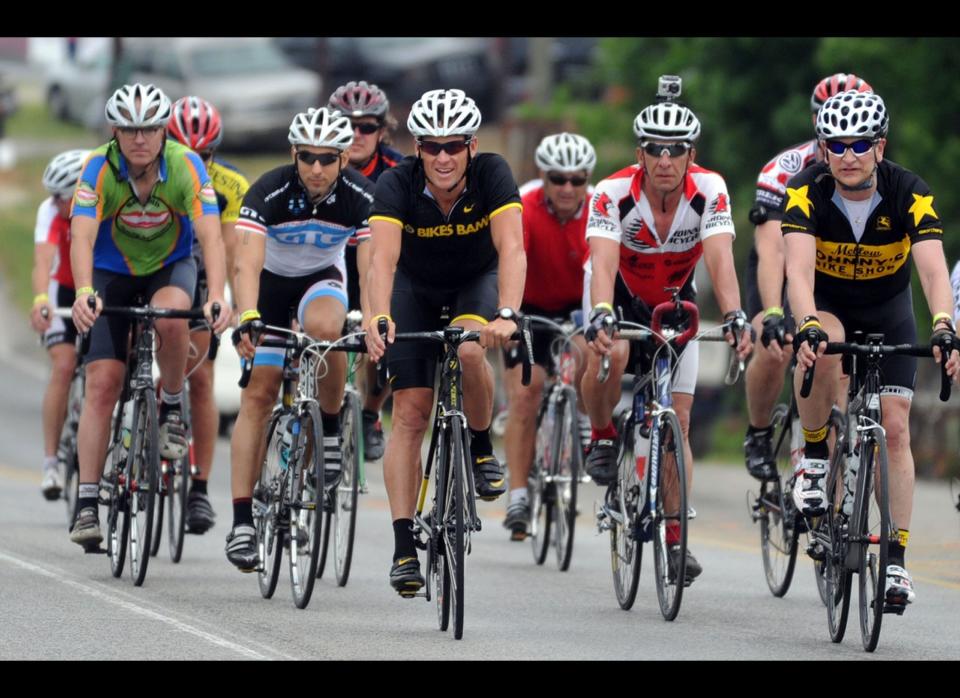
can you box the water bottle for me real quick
[278,415,295,470]
[119,400,133,455]
[842,441,859,517]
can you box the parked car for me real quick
[45,37,322,149]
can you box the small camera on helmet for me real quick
[657,75,682,101]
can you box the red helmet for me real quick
[810,73,873,113]
[167,96,223,150]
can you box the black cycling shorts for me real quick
[815,286,917,398]
[388,267,498,391]
[345,244,361,313]
[85,257,197,364]
[502,301,581,373]
[43,283,78,349]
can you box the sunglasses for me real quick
[296,150,340,167]
[824,139,875,157]
[641,142,691,158]
[117,125,164,137]
[547,172,588,187]
[352,121,381,135]
[198,150,215,162]
[418,139,471,156]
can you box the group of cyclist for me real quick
[28,68,959,619]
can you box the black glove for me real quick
[233,318,264,346]
[793,318,828,353]
[585,305,617,343]
[931,323,957,360]
[761,308,787,349]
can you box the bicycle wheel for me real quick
[149,464,165,558]
[432,425,451,632]
[652,409,687,621]
[611,419,642,610]
[529,402,553,564]
[552,387,580,571]
[106,446,129,579]
[288,404,324,609]
[445,418,467,640]
[316,508,332,579]
[127,390,159,586]
[62,369,83,528]
[759,403,800,597]
[856,432,890,652]
[167,452,189,562]
[332,391,361,586]
[256,414,285,599]
[63,449,79,529]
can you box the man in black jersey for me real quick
[784,90,959,608]
[364,89,526,596]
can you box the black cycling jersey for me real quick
[370,153,521,290]
[237,163,374,278]
[781,159,942,307]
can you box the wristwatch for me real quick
[495,307,518,323]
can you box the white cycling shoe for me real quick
[792,458,829,516]
[885,564,916,606]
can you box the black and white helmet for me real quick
[288,108,354,150]
[407,89,481,138]
[328,80,389,120]
[104,83,172,128]
[633,102,701,143]
[42,149,91,197]
[535,132,596,173]
[816,90,888,140]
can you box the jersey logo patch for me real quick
[778,152,802,174]
[463,203,475,213]
[593,192,614,218]
[710,192,729,214]
[908,193,937,226]
[876,216,892,231]
[785,186,813,217]
[75,182,98,208]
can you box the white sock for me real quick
[42,456,59,472]
[160,388,183,407]
[509,487,528,505]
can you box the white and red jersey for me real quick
[33,197,74,289]
[521,183,591,312]
[754,139,818,217]
[586,163,735,306]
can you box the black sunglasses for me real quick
[641,142,691,158]
[352,121,381,135]
[547,172,588,187]
[296,151,340,167]
[117,125,164,137]
[418,139,471,156]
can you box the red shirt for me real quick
[34,197,74,288]
[521,184,590,312]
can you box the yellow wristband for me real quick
[239,309,261,324]
[76,286,95,297]
[33,293,49,306]
[799,319,823,332]
[763,306,784,318]
[593,302,614,314]
[369,313,393,328]
[932,312,953,329]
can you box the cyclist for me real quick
[328,80,403,461]
[68,83,230,548]
[364,88,525,595]
[226,107,374,572]
[30,149,90,500]
[743,73,872,480]
[784,89,960,607]
[166,95,249,534]
[501,132,595,540]
[581,82,752,583]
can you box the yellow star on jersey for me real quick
[908,193,937,226]
[785,185,814,217]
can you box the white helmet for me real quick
[816,90,888,140]
[104,83,172,128]
[633,102,701,143]
[288,107,354,150]
[407,89,482,138]
[42,149,91,197]
[535,132,596,173]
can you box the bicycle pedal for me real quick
[883,603,907,616]
[82,543,107,555]
[509,530,528,542]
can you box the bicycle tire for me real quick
[168,390,192,563]
[447,418,467,640]
[529,401,553,565]
[431,424,451,631]
[652,409,687,621]
[256,413,285,599]
[813,408,847,607]
[333,390,362,586]
[316,508,332,579]
[857,432,890,652]
[106,444,130,579]
[553,386,580,571]
[128,390,159,587]
[62,369,83,528]
[149,464,165,558]
[611,416,642,610]
[289,403,324,609]
[760,403,800,597]
[63,450,79,529]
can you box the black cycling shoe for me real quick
[225,524,259,573]
[744,428,777,481]
[668,545,703,585]
[472,454,506,501]
[390,556,425,598]
[186,490,216,534]
[585,439,619,485]
[362,411,385,461]
[503,500,530,541]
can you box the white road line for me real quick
[0,549,298,660]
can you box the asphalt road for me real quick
[1,355,958,660]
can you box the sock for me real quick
[469,427,492,457]
[321,410,340,436]
[190,478,208,495]
[802,422,829,461]
[159,388,182,418]
[232,498,253,527]
[78,483,99,512]
[509,487,528,505]
[889,529,908,567]
[591,422,617,442]
[42,455,60,472]
[393,519,417,560]
[666,521,681,546]
[747,423,772,436]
